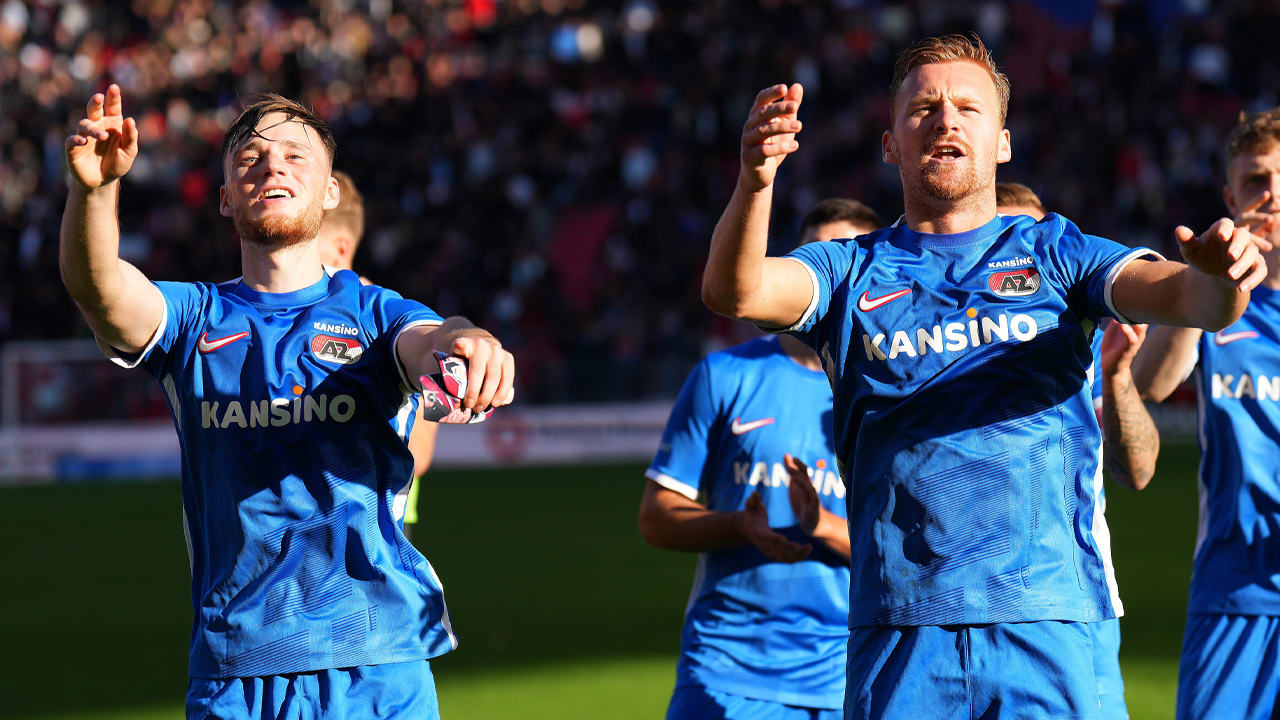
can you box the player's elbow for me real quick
[637,502,678,550]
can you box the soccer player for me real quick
[1130,108,1280,720]
[639,200,879,720]
[997,181,1159,720]
[59,86,515,718]
[701,34,1267,718]
[317,170,438,540]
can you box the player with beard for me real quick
[59,87,515,718]
[1131,108,1280,720]
[997,181,1158,720]
[317,171,438,541]
[701,35,1267,718]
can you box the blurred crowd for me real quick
[2,0,1277,413]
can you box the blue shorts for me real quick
[186,659,439,720]
[846,622,1102,720]
[1176,613,1280,720]
[668,684,841,720]
[1090,618,1129,720]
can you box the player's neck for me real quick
[240,239,326,293]
[778,334,822,371]
[902,191,997,235]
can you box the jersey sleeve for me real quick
[96,281,209,376]
[1040,214,1163,325]
[775,240,856,345]
[368,287,446,394]
[645,359,721,501]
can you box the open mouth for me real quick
[257,188,296,201]
[928,145,966,162]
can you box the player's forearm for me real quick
[810,508,850,559]
[702,179,776,320]
[1176,265,1250,332]
[1130,326,1201,402]
[638,499,750,553]
[1114,260,1247,332]
[1101,371,1160,491]
[398,316,485,380]
[59,182,127,308]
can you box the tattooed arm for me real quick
[1099,322,1160,491]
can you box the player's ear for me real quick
[323,174,340,211]
[881,130,898,165]
[218,185,232,218]
[996,128,1011,164]
[1222,184,1238,216]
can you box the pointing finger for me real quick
[1241,190,1272,215]
[104,84,123,117]
[1214,217,1236,244]
[86,93,104,122]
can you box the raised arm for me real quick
[702,84,815,328]
[396,316,516,416]
[1098,323,1160,491]
[59,84,165,353]
[1110,219,1267,331]
[637,480,811,562]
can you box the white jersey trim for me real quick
[392,319,446,395]
[645,469,699,501]
[96,305,168,369]
[1103,248,1166,324]
[757,257,821,335]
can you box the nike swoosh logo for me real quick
[198,331,250,353]
[857,288,912,312]
[1214,330,1258,346]
[731,417,774,435]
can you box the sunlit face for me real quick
[219,112,339,249]
[800,220,878,245]
[1225,144,1280,243]
[996,203,1046,221]
[883,61,1010,205]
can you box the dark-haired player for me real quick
[59,86,514,717]
[640,201,879,720]
[317,171,438,540]
[702,34,1266,718]
[1133,108,1280,720]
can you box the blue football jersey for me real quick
[1089,327,1124,616]
[784,213,1155,626]
[100,268,456,678]
[647,336,849,709]
[1187,285,1280,615]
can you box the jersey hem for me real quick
[645,468,699,501]
[191,642,452,680]
[850,603,1117,627]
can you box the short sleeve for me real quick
[370,288,446,394]
[645,359,720,501]
[775,240,856,339]
[1041,215,1163,325]
[97,281,208,375]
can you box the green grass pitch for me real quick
[0,443,1201,719]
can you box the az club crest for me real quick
[988,267,1041,297]
[311,334,364,365]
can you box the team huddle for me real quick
[58,32,1279,720]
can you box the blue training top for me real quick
[100,268,456,678]
[784,213,1155,626]
[1187,285,1280,615]
[647,336,849,709]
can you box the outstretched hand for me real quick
[65,84,139,189]
[784,454,820,535]
[1099,321,1148,379]
[1233,191,1277,250]
[1175,218,1268,293]
[739,83,804,191]
[740,491,811,563]
[450,333,516,414]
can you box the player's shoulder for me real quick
[703,337,783,374]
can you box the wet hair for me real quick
[221,93,336,168]
[799,198,883,238]
[890,33,1010,126]
[994,182,1046,214]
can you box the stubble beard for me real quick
[233,194,324,250]
[916,156,983,202]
